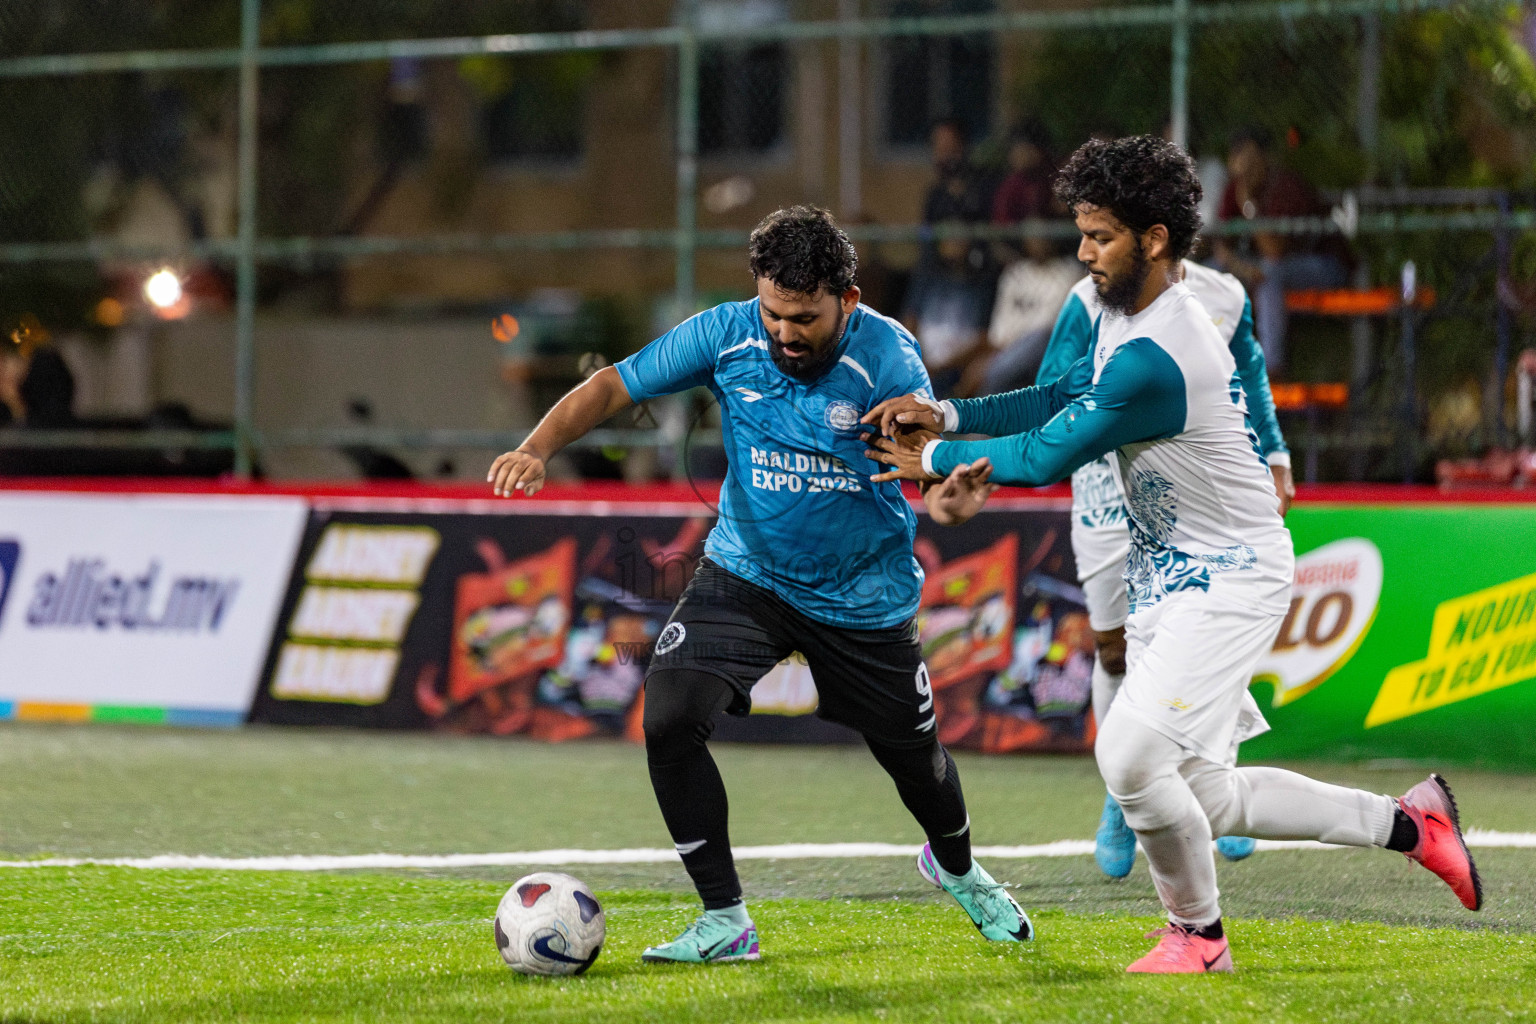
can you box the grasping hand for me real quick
[924,459,999,526]
[859,392,946,438]
[864,431,938,483]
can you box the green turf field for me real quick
[2,723,1534,1022]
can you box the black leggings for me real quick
[643,668,973,908]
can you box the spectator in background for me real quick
[991,119,1056,231]
[1212,126,1348,373]
[978,234,1081,396]
[0,321,75,429]
[905,119,998,397]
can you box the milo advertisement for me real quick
[1243,504,1536,769]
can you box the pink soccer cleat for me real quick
[1398,774,1483,911]
[1125,925,1233,974]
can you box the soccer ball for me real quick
[494,872,606,976]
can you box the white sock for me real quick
[1184,762,1396,847]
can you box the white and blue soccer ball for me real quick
[494,872,606,976]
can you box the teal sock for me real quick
[704,902,752,928]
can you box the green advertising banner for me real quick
[1242,503,1536,769]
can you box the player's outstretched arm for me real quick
[870,338,1186,488]
[488,366,635,497]
[923,459,1000,526]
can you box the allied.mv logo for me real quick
[824,400,860,432]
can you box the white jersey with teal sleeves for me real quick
[1006,261,1289,581]
[615,300,931,629]
[926,282,1293,615]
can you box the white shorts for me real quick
[1113,577,1288,766]
[1081,561,1130,633]
[1072,520,1131,632]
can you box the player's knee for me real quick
[866,736,948,788]
[1183,762,1246,837]
[1094,713,1176,820]
[641,670,725,763]
[1094,628,1127,677]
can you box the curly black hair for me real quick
[1053,136,1203,262]
[747,205,858,297]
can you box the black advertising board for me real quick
[249,499,1093,753]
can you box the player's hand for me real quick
[1270,463,1295,517]
[865,432,937,483]
[488,447,547,497]
[925,459,999,526]
[860,393,946,438]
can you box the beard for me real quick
[769,306,847,380]
[1095,239,1152,317]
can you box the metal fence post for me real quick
[672,0,701,481]
[1170,0,1189,149]
[234,0,261,478]
[675,0,700,326]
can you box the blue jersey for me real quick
[615,300,932,628]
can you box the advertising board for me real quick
[249,501,1095,753]
[0,493,308,725]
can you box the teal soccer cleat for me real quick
[1095,792,1137,879]
[640,910,760,964]
[918,843,1034,942]
[1216,835,1258,861]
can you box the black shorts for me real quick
[646,558,937,748]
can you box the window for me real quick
[881,0,996,149]
[694,0,788,157]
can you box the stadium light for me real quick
[144,268,184,309]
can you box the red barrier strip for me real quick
[0,478,1531,504]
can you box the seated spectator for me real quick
[904,226,995,397]
[1212,126,1349,373]
[979,236,1082,396]
[0,322,75,429]
[991,120,1055,227]
[905,118,998,397]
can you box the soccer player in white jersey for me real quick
[862,136,1481,974]
[1038,259,1293,877]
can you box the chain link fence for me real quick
[0,0,1531,483]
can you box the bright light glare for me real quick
[144,268,183,309]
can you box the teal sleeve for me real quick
[950,356,1095,435]
[932,338,1187,486]
[1229,297,1288,458]
[947,292,1094,436]
[1037,291,1095,384]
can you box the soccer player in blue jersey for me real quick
[488,206,1030,965]
[1037,259,1292,877]
[864,138,1481,973]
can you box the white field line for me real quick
[0,829,1531,872]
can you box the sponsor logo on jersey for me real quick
[737,387,763,402]
[824,400,860,432]
[655,622,686,655]
[1251,538,1383,707]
